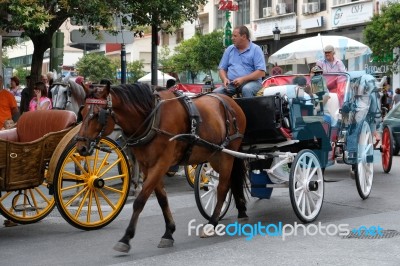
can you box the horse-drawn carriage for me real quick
[194,71,388,223]
[1,70,389,253]
[0,110,132,230]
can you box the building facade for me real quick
[174,0,398,87]
[2,0,398,87]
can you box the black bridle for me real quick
[75,96,115,154]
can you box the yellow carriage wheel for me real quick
[54,138,130,230]
[184,164,209,189]
[0,181,55,224]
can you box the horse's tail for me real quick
[230,157,248,219]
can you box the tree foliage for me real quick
[167,30,224,82]
[0,0,207,84]
[75,53,115,83]
[127,60,146,82]
[364,3,400,73]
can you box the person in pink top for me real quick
[29,82,52,111]
[316,45,346,73]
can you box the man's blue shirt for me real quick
[218,42,266,82]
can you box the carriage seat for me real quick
[0,110,77,143]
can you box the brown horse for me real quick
[75,82,247,253]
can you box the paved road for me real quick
[1,156,400,266]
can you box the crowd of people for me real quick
[0,72,56,132]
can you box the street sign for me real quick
[70,30,134,44]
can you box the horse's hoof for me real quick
[200,226,215,238]
[157,238,174,248]
[238,212,249,222]
[113,242,131,253]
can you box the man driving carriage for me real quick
[213,25,266,97]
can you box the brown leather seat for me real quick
[16,110,77,142]
[0,110,77,191]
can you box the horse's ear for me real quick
[81,82,90,96]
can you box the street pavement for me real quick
[1,156,400,266]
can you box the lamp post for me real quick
[272,24,281,54]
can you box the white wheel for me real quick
[194,163,232,220]
[355,121,374,199]
[289,149,324,223]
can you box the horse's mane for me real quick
[110,83,155,115]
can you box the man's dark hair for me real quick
[292,76,307,87]
[235,25,250,40]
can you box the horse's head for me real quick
[76,83,116,156]
[51,82,70,109]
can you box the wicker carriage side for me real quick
[0,139,44,191]
[0,110,77,191]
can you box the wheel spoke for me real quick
[87,190,93,223]
[307,167,318,183]
[296,190,304,206]
[94,190,104,220]
[64,186,88,207]
[305,192,311,215]
[75,188,90,218]
[204,192,214,210]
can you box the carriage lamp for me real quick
[272,24,281,41]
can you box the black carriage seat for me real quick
[235,95,287,145]
[0,110,77,191]
[262,85,315,127]
[261,85,331,151]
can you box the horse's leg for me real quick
[154,182,176,248]
[200,157,235,237]
[113,171,162,253]
[230,157,248,219]
[205,157,247,234]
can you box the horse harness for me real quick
[170,92,243,164]
[76,90,243,161]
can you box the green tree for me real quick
[0,0,207,84]
[169,30,224,83]
[127,60,146,83]
[159,45,175,73]
[364,2,400,73]
[75,53,115,83]
[13,66,30,86]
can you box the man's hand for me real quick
[223,78,230,88]
[232,77,246,88]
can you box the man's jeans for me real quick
[213,80,262,98]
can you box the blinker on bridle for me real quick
[75,95,114,153]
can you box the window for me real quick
[304,0,326,12]
[275,0,296,14]
[259,0,272,18]
[235,0,250,25]
[216,6,225,29]
[161,32,169,46]
[176,28,184,44]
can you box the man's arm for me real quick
[338,60,347,72]
[11,107,20,122]
[218,69,230,87]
